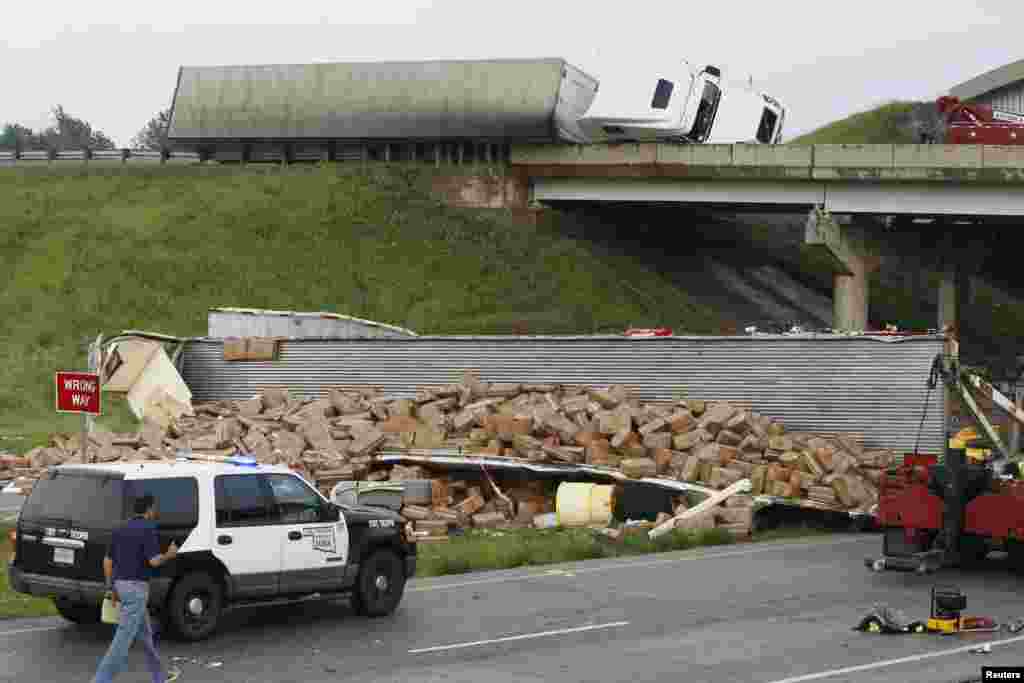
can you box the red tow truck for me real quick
[937,95,1024,145]
[867,340,1024,574]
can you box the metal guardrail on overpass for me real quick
[0,149,201,164]
[0,143,507,166]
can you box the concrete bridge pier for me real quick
[935,229,982,339]
[803,208,882,331]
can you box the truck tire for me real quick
[1009,539,1024,575]
[352,548,406,617]
[164,572,224,642]
[957,534,990,568]
[53,599,101,624]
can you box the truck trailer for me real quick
[165,58,600,161]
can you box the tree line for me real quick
[1,106,170,152]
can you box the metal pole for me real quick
[83,333,102,463]
[1010,386,1022,459]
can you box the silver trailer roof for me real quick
[166,58,599,144]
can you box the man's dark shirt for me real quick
[109,517,160,582]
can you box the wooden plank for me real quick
[649,478,751,539]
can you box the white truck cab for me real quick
[578,61,785,145]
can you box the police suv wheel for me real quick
[53,599,101,624]
[352,549,406,617]
[166,572,223,642]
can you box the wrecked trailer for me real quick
[3,330,902,532]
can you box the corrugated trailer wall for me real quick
[178,335,946,455]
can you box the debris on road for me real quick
[853,605,927,634]
[3,372,892,536]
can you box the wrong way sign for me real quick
[55,371,101,416]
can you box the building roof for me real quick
[950,58,1024,100]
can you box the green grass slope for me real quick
[0,164,729,449]
[791,100,939,145]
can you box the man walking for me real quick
[93,494,178,683]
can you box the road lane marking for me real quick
[0,626,63,637]
[408,536,871,594]
[409,621,630,654]
[765,633,1024,683]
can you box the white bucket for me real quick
[101,594,120,625]
[555,483,615,528]
[331,482,360,507]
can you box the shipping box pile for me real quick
[1,372,891,536]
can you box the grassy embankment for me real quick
[789,101,934,145]
[0,163,730,452]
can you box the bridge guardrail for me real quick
[0,149,201,164]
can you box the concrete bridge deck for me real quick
[511,143,1024,218]
[510,143,1024,183]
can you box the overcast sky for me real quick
[3,1,1021,147]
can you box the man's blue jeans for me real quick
[92,580,164,683]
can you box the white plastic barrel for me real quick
[555,483,615,527]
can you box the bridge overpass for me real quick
[509,142,1024,335]
[510,142,1024,216]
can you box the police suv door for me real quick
[213,474,283,598]
[265,473,349,595]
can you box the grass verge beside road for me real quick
[414,525,835,578]
[0,525,58,620]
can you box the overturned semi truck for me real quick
[165,57,787,162]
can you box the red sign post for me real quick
[55,371,101,416]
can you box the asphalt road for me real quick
[2,534,1022,683]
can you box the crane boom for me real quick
[935,340,1024,468]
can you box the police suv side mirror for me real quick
[325,504,341,522]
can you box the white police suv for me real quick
[7,456,416,641]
